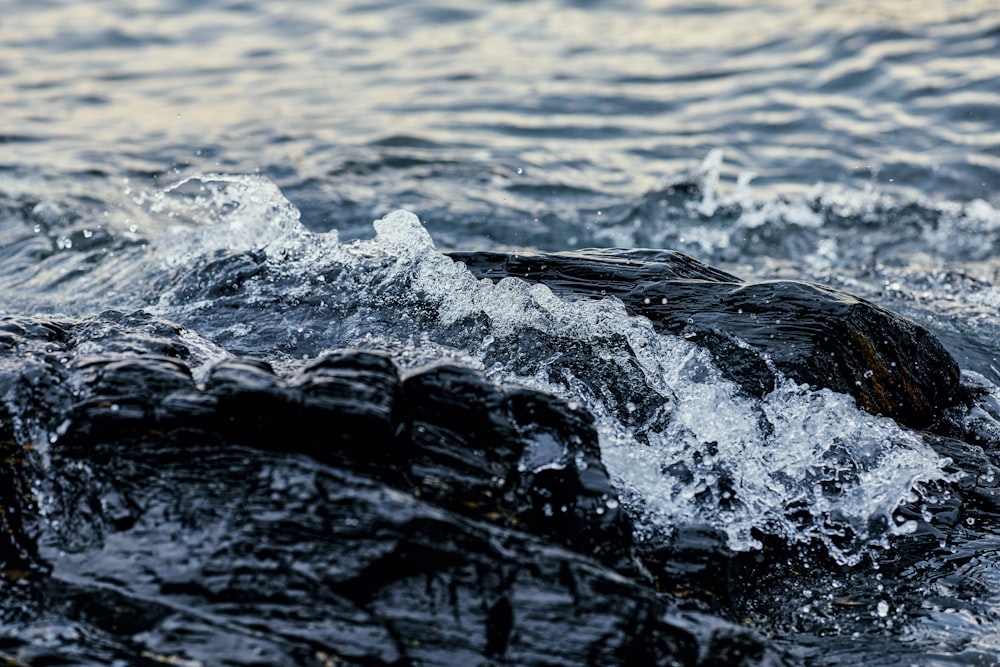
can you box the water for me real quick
[3,1,1000,665]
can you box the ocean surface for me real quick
[3,1,1000,665]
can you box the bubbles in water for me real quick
[126,180,955,566]
[373,209,436,258]
[142,173,312,265]
[343,213,951,564]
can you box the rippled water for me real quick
[4,1,1000,665]
[5,1,1000,204]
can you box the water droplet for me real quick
[876,600,889,617]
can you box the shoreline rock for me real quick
[1,312,790,665]
[449,248,964,429]
[2,234,997,666]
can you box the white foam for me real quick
[373,209,436,257]
[135,176,956,565]
[140,173,312,266]
[348,212,952,564]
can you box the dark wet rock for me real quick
[448,248,964,429]
[0,310,788,666]
[402,365,629,563]
[6,456,789,667]
[0,449,38,574]
[2,291,997,666]
[64,349,632,564]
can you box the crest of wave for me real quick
[593,150,1000,273]
[348,210,953,566]
[141,175,953,566]
[136,172,312,266]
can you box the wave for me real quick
[31,173,977,564]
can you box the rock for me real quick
[0,310,788,666]
[448,248,964,429]
[9,459,789,666]
[402,365,630,563]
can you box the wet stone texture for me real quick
[0,310,788,666]
[450,248,964,429]
[1,246,1000,666]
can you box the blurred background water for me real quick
[3,0,999,222]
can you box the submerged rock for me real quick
[449,248,964,429]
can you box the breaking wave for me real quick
[126,174,958,565]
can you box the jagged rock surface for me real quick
[2,249,998,666]
[449,248,964,429]
[0,310,788,667]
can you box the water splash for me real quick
[594,152,1000,277]
[139,172,312,265]
[115,175,962,564]
[308,205,953,564]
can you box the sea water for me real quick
[3,1,1000,664]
